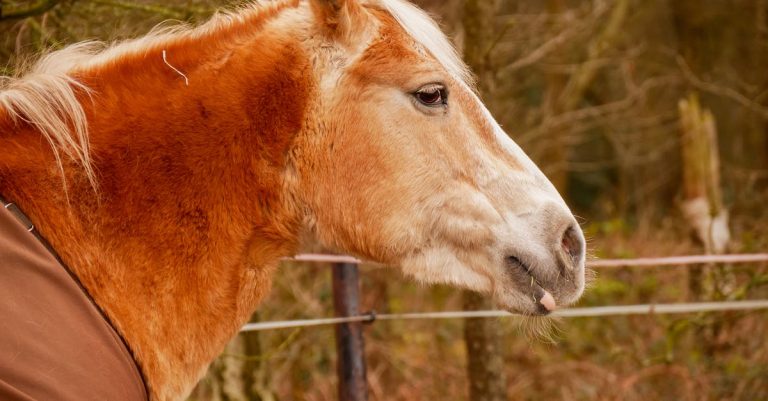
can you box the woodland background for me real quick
[2,0,768,400]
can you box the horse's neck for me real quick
[0,11,313,400]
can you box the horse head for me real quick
[295,0,586,315]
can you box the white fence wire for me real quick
[240,300,768,332]
[287,253,768,267]
[240,253,768,333]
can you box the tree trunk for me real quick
[678,94,729,256]
[461,1,508,400]
[678,93,734,355]
[463,291,508,401]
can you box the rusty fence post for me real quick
[331,262,368,401]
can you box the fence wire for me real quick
[240,300,768,332]
[246,253,768,333]
[286,253,768,267]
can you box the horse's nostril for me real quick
[560,225,583,268]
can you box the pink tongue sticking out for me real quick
[539,290,557,311]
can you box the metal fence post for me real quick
[331,262,368,401]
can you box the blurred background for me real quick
[2,0,767,400]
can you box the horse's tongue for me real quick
[539,290,557,311]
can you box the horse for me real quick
[0,0,586,399]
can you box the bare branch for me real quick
[500,21,584,74]
[519,75,681,144]
[499,2,609,75]
[1,0,61,21]
[86,0,187,19]
[676,55,768,119]
[559,0,631,111]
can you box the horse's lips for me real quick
[503,256,558,314]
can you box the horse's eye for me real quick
[414,84,447,107]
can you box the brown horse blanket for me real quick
[0,203,147,401]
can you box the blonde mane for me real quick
[1,45,95,187]
[0,0,470,187]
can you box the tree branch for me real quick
[499,2,609,75]
[559,0,631,111]
[519,75,681,144]
[676,55,768,119]
[87,0,187,19]
[0,0,61,21]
